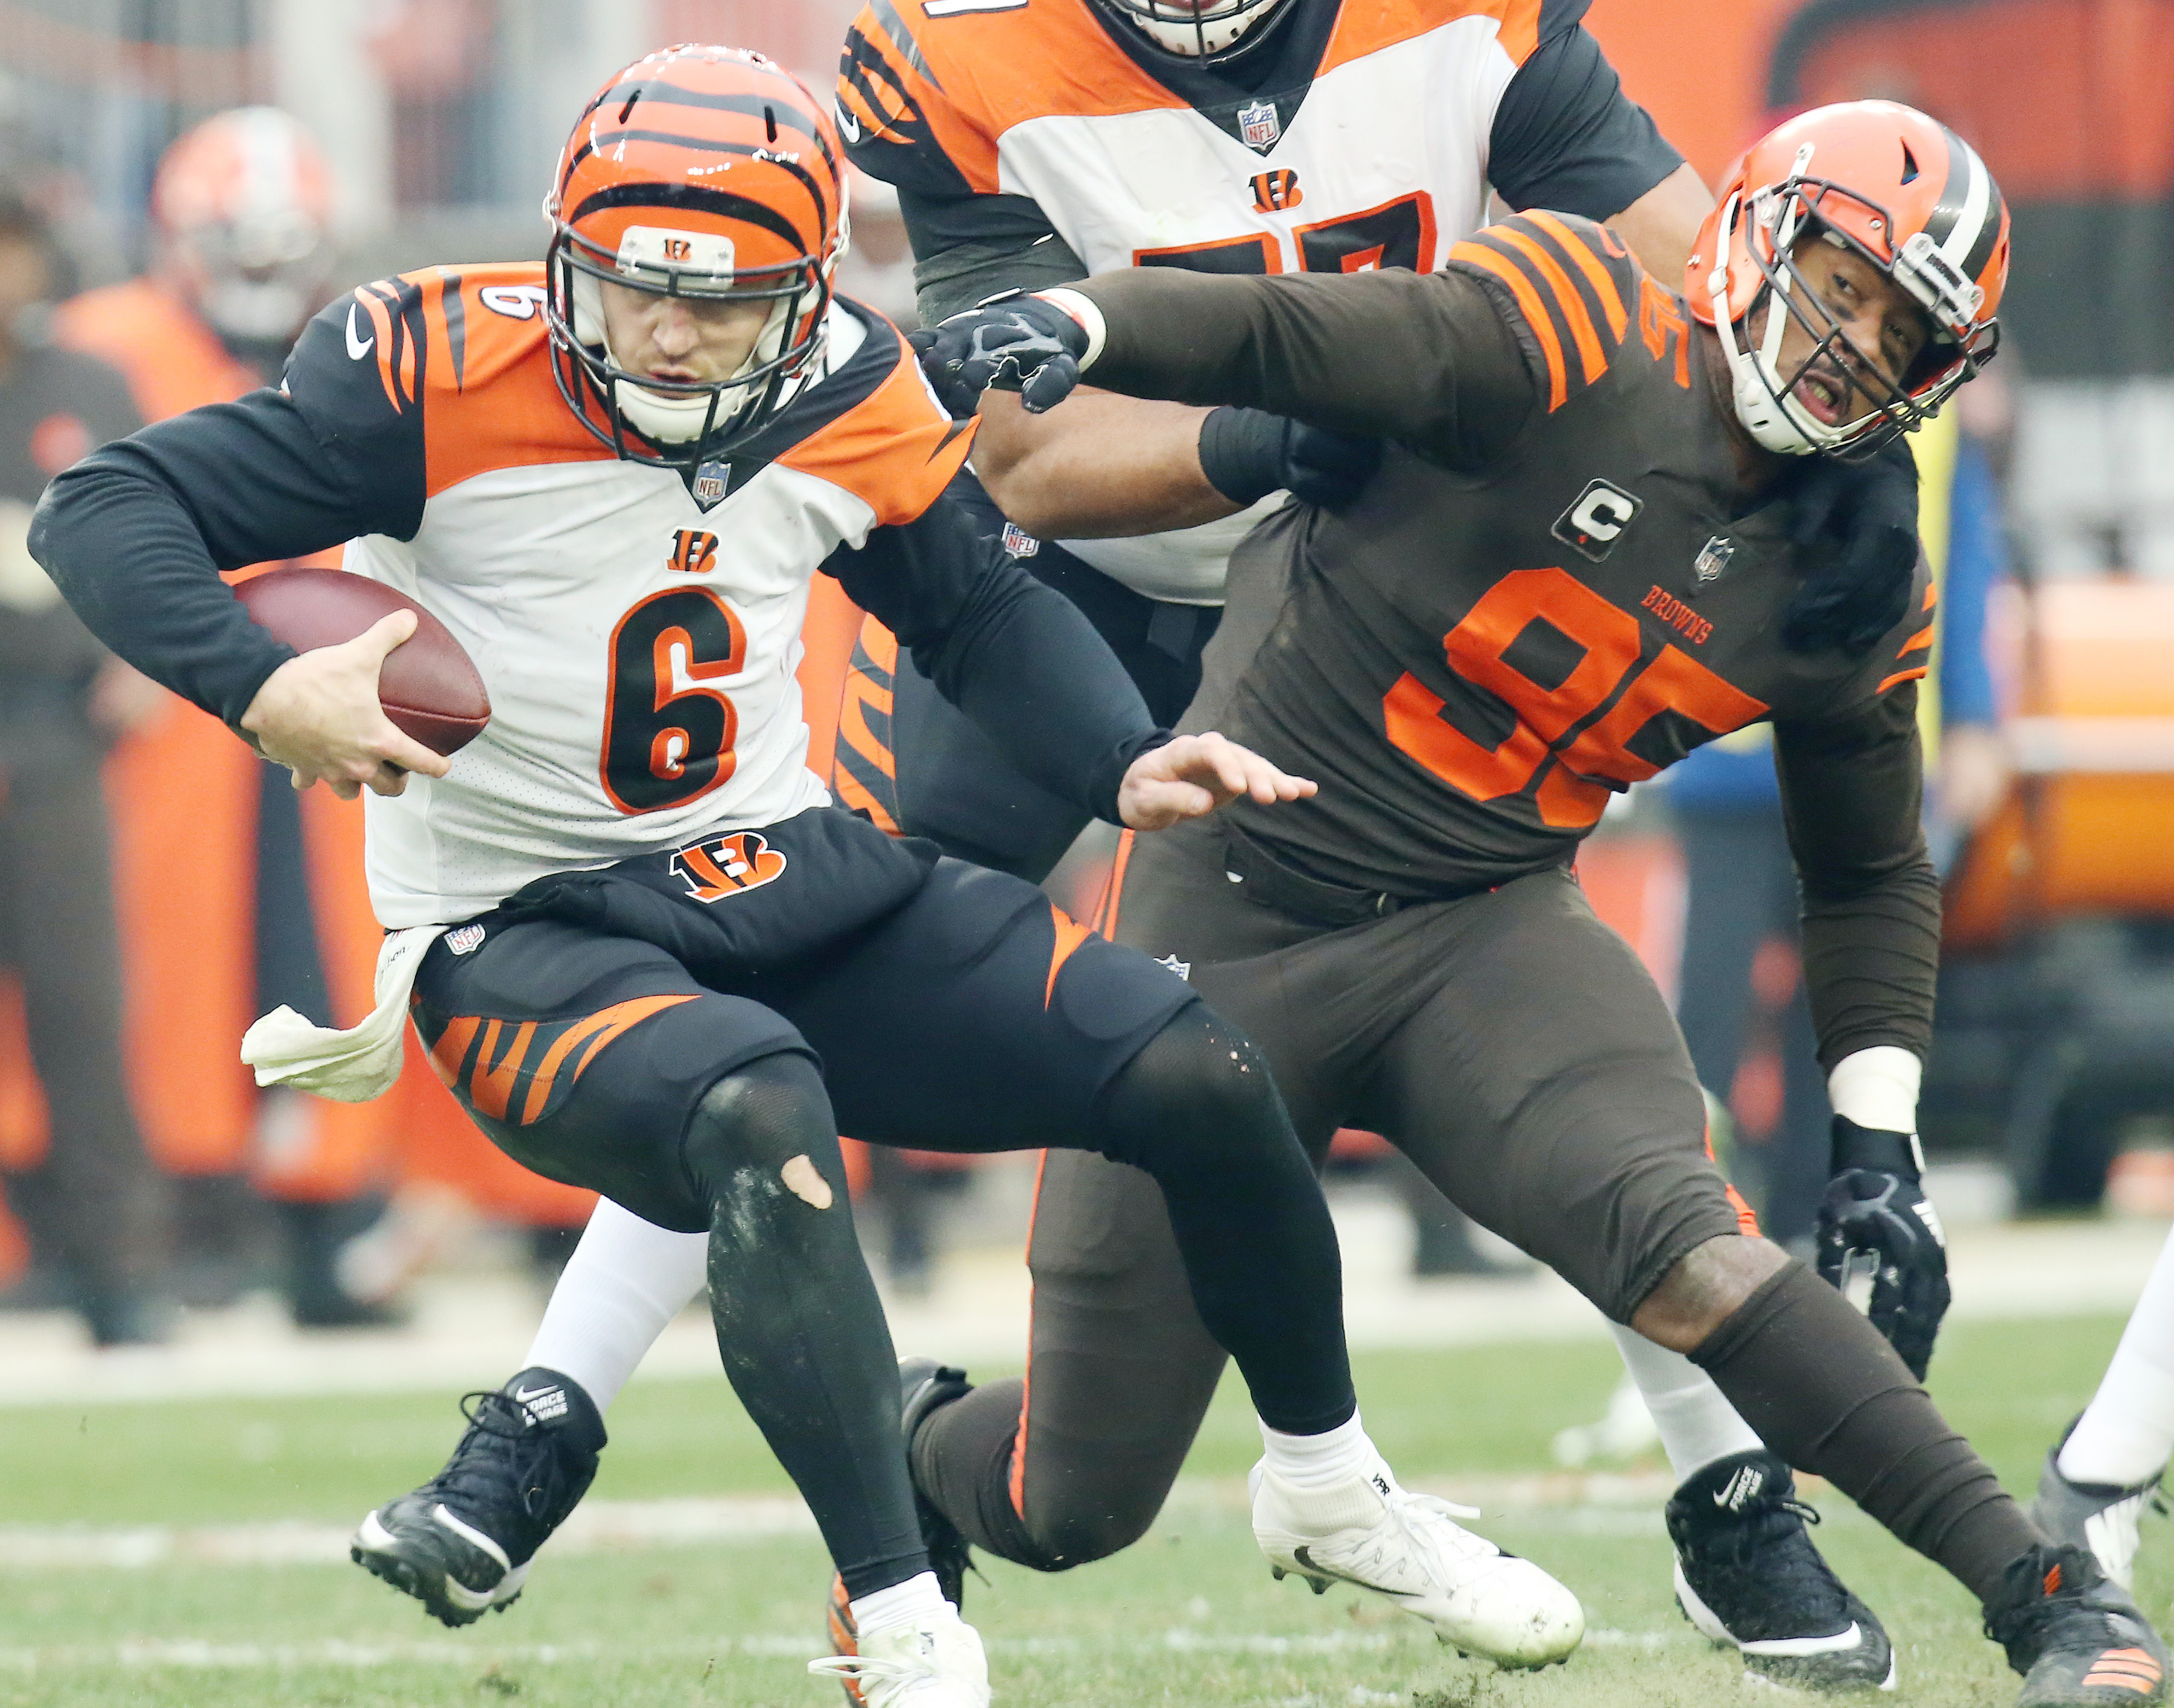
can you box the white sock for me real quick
[851,1570,951,1637]
[2061,1221,2174,1488]
[521,1197,709,1412]
[1609,1321,1762,1479]
[1258,1409,1375,1491]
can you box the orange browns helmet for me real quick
[1688,100,2008,459]
[544,44,849,473]
[153,107,334,348]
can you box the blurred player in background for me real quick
[0,182,170,1346]
[412,0,1921,1685]
[2032,1226,2174,1592]
[52,107,570,1324]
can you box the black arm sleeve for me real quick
[28,288,429,725]
[1076,265,1539,467]
[911,224,1092,327]
[1488,26,1685,221]
[1772,683,1941,1068]
[823,491,1167,823]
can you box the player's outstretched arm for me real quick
[1775,685,1948,1374]
[916,268,1536,467]
[1115,731,1316,832]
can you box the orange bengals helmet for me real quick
[1688,101,2008,458]
[154,107,334,349]
[544,44,849,472]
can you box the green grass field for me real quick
[0,1314,2157,1707]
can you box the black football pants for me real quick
[411,856,1355,1598]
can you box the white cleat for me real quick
[809,1608,992,1708]
[1251,1459,1584,1669]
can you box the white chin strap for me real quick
[1117,0,1284,55]
[1707,189,1851,459]
[570,271,797,446]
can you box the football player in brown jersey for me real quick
[914,100,2170,1708]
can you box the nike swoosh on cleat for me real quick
[1291,1545,1405,1599]
[511,1385,560,1405]
[345,302,373,360]
[1740,1624,1866,1658]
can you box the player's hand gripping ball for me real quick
[1815,1115,1951,1381]
[910,289,1091,417]
[236,566,488,799]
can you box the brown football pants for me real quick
[914,817,1745,1570]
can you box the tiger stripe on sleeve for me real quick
[1877,581,1939,695]
[837,1,1003,198]
[1446,212,1641,413]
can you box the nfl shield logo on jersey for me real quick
[1237,100,1281,152]
[692,460,730,510]
[1693,536,1737,586]
[1000,522,1041,558]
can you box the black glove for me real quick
[1814,1115,1950,1381]
[1197,407,1382,511]
[1780,439,1921,657]
[908,289,1090,418]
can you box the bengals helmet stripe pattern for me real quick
[554,58,844,262]
[1447,213,1639,413]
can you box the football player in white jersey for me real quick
[31,45,1590,1706]
[378,0,1927,1689]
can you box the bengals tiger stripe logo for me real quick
[670,831,787,902]
[668,529,719,575]
[1251,169,1302,213]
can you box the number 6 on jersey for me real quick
[601,587,749,814]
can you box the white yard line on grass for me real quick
[0,1473,1679,1572]
[0,1627,1688,1673]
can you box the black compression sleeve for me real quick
[1489,27,1684,220]
[28,386,418,724]
[823,493,1168,821]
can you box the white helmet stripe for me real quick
[1939,138,1991,271]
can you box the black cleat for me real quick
[824,1359,980,1704]
[2030,1419,2164,1591]
[1986,1544,2169,1706]
[1667,1449,1896,1692]
[350,1367,604,1627]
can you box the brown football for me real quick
[234,566,491,756]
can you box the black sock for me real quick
[1690,1261,2041,1604]
[683,1052,928,1599]
[1092,1005,1355,1437]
